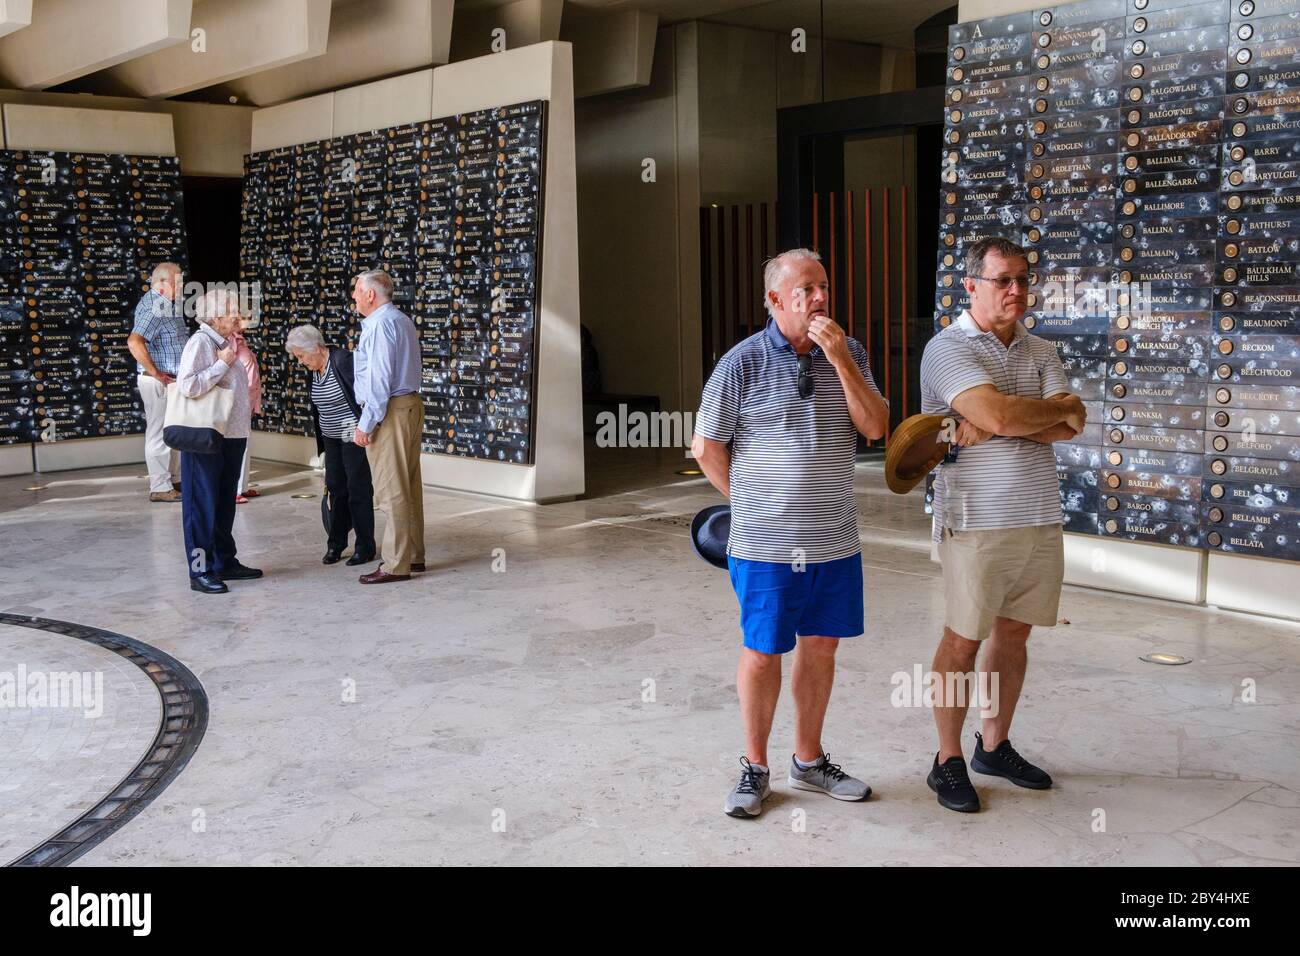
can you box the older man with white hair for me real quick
[350,270,425,584]
[692,247,890,818]
[127,262,186,502]
[176,287,262,594]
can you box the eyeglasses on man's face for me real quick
[972,274,1031,291]
[796,353,814,399]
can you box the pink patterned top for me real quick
[230,329,262,416]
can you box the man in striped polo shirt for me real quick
[919,236,1086,813]
[693,248,890,819]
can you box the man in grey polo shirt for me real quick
[693,248,890,819]
[919,236,1086,813]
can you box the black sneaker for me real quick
[970,732,1052,789]
[927,753,980,813]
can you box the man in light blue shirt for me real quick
[351,270,426,584]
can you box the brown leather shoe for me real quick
[410,562,426,572]
[359,569,411,584]
[149,490,182,503]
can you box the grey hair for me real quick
[762,248,822,316]
[964,236,1028,277]
[354,269,395,300]
[285,324,326,354]
[150,262,182,285]
[195,287,239,326]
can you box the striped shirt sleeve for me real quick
[1038,344,1070,398]
[848,338,885,400]
[695,351,743,443]
[920,334,994,408]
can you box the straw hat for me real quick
[884,413,953,494]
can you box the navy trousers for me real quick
[181,437,246,579]
[322,435,376,556]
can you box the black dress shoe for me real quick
[346,552,375,567]
[927,753,980,813]
[323,548,343,565]
[971,732,1053,789]
[190,573,228,594]
[220,562,263,580]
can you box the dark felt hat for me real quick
[690,504,731,569]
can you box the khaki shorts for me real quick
[939,523,1064,641]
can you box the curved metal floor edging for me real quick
[1,612,208,866]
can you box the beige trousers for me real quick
[939,523,1064,641]
[138,373,179,493]
[365,393,426,575]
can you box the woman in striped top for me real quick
[286,324,376,566]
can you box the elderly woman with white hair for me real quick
[286,324,375,566]
[176,287,263,594]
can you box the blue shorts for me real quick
[727,553,865,655]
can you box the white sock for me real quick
[793,753,823,770]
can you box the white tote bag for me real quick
[162,382,234,455]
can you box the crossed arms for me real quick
[691,384,1084,497]
[949,386,1086,447]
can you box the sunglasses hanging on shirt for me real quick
[796,353,814,399]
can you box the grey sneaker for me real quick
[724,757,772,818]
[787,753,872,801]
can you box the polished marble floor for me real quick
[0,445,1297,865]
[0,621,160,862]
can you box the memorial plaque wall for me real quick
[0,150,187,444]
[939,0,1300,563]
[248,145,309,435]
[0,150,29,444]
[241,100,546,465]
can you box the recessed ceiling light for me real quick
[1140,653,1191,665]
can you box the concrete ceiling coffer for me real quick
[561,7,658,98]
[0,0,33,42]
[450,0,564,61]
[0,0,191,90]
[102,0,333,100]
[220,0,453,109]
